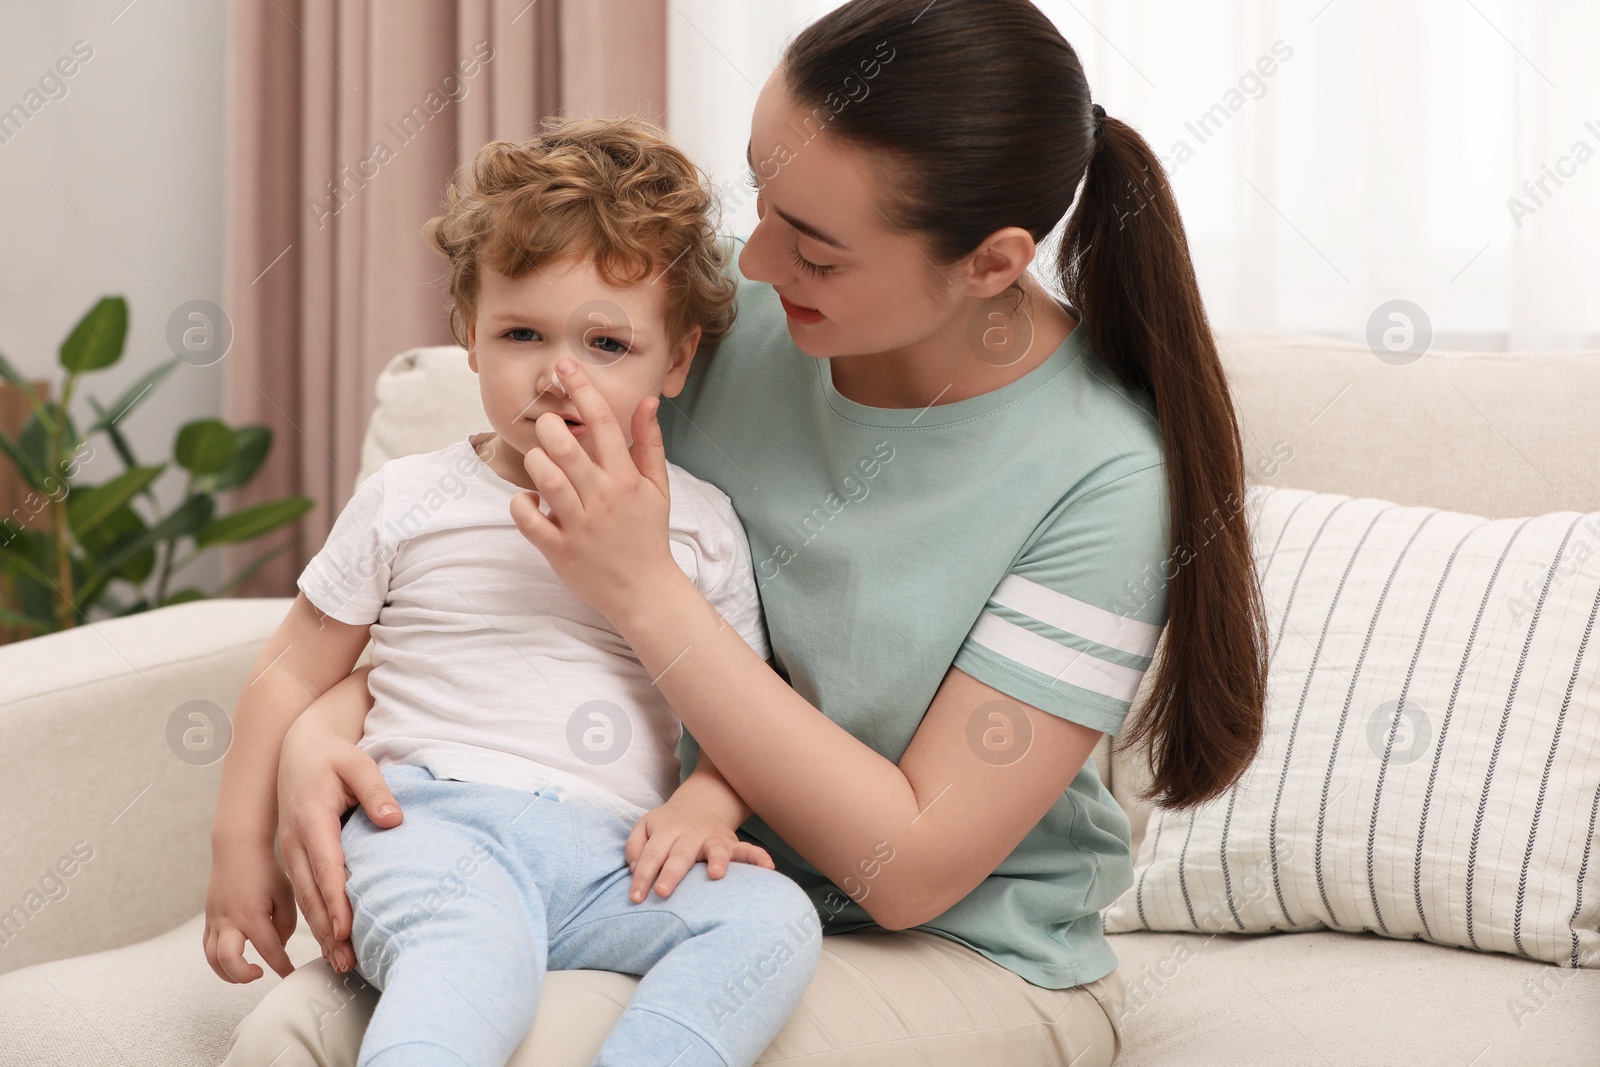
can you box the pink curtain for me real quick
[221,0,666,598]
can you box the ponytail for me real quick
[1060,115,1269,807]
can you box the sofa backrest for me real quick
[1105,332,1599,858]
[358,333,1600,859]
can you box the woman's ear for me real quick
[964,227,1038,300]
[660,325,703,397]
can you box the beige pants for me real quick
[221,928,1125,1066]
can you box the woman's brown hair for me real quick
[784,0,1268,808]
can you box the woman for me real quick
[223,1,1267,1063]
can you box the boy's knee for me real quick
[738,870,822,951]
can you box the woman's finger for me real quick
[509,489,556,551]
[531,414,603,505]
[285,792,354,945]
[345,750,403,828]
[629,396,672,499]
[552,358,630,472]
[281,824,334,948]
[523,444,584,526]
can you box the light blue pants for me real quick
[340,763,822,1067]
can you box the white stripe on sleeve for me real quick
[991,574,1162,659]
[967,611,1147,704]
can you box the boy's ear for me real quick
[465,320,478,373]
[660,325,702,398]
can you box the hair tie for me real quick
[1091,103,1107,141]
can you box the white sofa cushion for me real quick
[1107,927,1599,1065]
[4,907,1593,1067]
[1105,485,1600,969]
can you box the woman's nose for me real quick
[738,220,788,286]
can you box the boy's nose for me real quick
[537,367,570,399]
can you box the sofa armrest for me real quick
[0,598,297,975]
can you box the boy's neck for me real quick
[472,432,537,491]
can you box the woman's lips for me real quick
[778,293,824,324]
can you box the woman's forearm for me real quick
[616,574,927,900]
[300,665,377,744]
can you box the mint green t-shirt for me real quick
[660,236,1172,989]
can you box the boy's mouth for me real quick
[525,412,587,437]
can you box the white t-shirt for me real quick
[296,431,768,822]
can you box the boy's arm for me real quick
[210,592,373,848]
[668,747,753,829]
[204,592,371,982]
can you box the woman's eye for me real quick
[745,171,760,190]
[505,328,539,343]
[790,246,836,279]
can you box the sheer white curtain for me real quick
[666,0,1600,350]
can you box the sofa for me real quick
[2,331,1596,1066]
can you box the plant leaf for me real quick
[209,425,273,491]
[0,428,49,493]
[175,419,235,474]
[0,347,46,414]
[86,395,142,471]
[76,504,157,587]
[59,296,129,374]
[0,537,57,589]
[0,605,52,628]
[89,494,213,580]
[86,360,179,435]
[194,496,313,548]
[159,587,207,607]
[66,465,165,540]
[212,537,297,596]
[19,403,79,483]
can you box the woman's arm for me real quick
[275,662,392,975]
[612,573,1102,930]
[511,360,1103,930]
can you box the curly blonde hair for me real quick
[425,116,737,357]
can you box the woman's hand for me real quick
[508,358,683,626]
[625,799,775,903]
[276,709,400,975]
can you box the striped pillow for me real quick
[1103,486,1600,968]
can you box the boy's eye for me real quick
[590,335,630,356]
[505,328,540,343]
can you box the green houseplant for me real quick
[0,295,312,638]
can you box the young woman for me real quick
[222,2,1268,1064]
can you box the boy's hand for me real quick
[204,841,298,983]
[625,798,774,903]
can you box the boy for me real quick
[205,118,820,1067]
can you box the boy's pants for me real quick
[340,763,822,1067]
